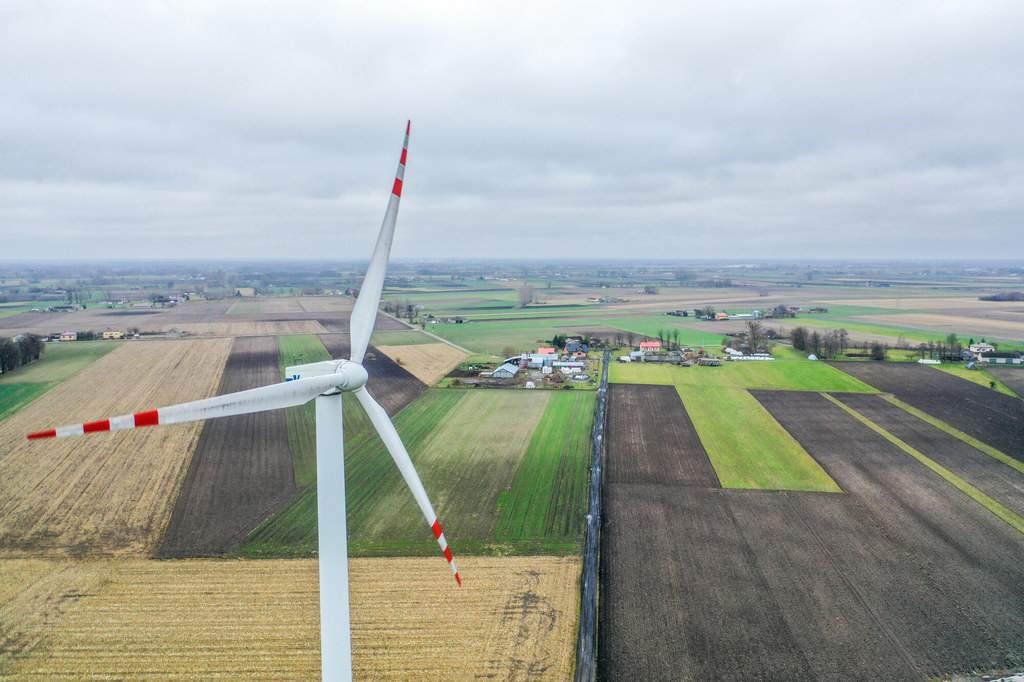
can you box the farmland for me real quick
[0,338,233,557]
[236,389,595,558]
[158,336,296,558]
[0,556,579,679]
[374,341,469,386]
[600,386,1024,679]
[5,261,1024,678]
[678,385,841,491]
[831,362,1024,462]
[0,341,122,421]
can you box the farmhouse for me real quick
[970,342,996,355]
[102,328,125,340]
[565,342,589,357]
[59,331,77,342]
[639,341,661,353]
[715,312,729,321]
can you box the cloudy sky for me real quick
[2,1,1022,261]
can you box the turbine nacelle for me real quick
[285,359,368,394]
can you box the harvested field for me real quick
[831,362,1024,462]
[987,366,1024,399]
[864,312,1024,339]
[605,384,718,487]
[159,336,296,558]
[0,556,579,680]
[297,296,355,313]
[830,392,1024,519]
[375,342,468,386]
[172,319,329,337]
[0,339,233,557]
[818,296,1015,311]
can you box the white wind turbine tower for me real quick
[27,121,458,681]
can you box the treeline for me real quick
[0,334,45,374]
[979,292,1024,302]
[790,326,853,359]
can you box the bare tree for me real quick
[518,282,536,307]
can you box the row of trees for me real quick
[381,299,418,321]
[790,326,851,359]
[0,334,44,374]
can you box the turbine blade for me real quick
[349,120,410,365]
[26,373,348,440]
[354,385,460,585]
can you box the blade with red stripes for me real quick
[349,120,410,366]
[27,373,352,440]
[354,385,460,585]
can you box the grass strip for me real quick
[881,395,1024,477]
[680,386,841,492]
[278,335,333,486]
[822,393,1024,536]
[930,364,1018,398]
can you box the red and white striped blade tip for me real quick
[27,409,161,439]
[430,519,461,586]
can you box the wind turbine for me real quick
[27,121,458,681]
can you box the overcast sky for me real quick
[2,1,1022,261]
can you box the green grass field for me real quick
[0,341,122,422]
[233,389,595,558]
[277,335,333,486]
[495,391,595,550]
[0,341,121,384]
[610,358,877,392]
[226,301,262,314]
[369,330,437,346]
[0,383,53,422]
[678,386,841,492]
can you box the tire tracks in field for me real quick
[780,490,921,674]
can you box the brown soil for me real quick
[158,336,296,557]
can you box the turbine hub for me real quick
[284,359,368,393]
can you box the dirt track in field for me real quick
[599,384,1024,680]
[159,337,295,557]
[830,362,1024,461]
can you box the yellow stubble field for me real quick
[0,338,233,558]
[0,556,580,680]
[374,343,469,386]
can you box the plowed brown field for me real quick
[0,339,233,557]
[0,556,579,680]
[159,336,295,558]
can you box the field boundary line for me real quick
[881,395,1024,477]
[821,393,1024,536]
[418,327,472,354]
